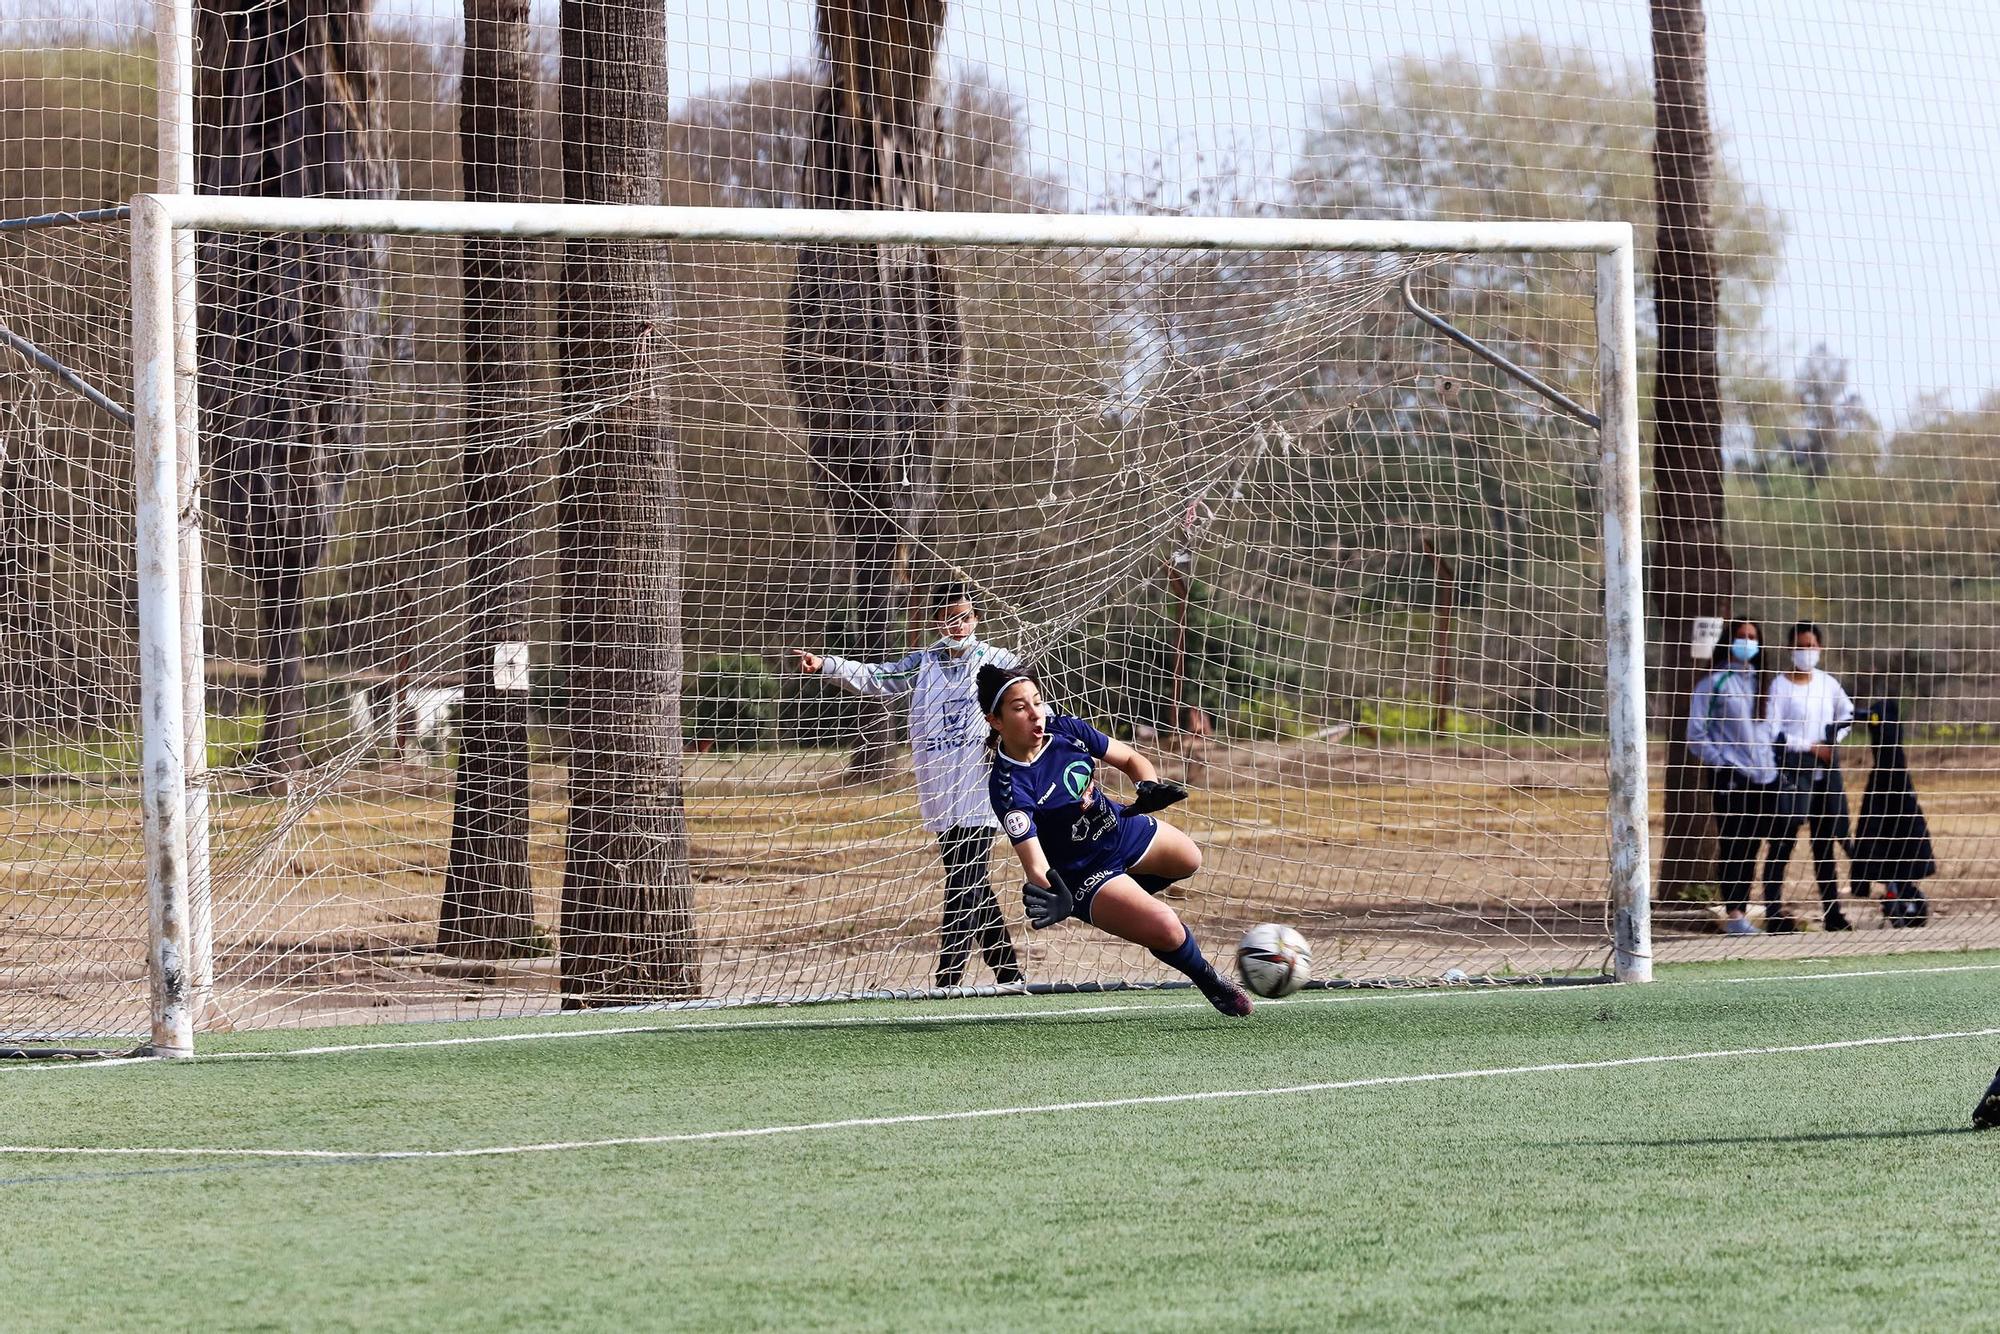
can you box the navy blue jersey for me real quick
[989,713,1124,875]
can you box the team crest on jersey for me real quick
[1062,759,1093,799]
[1003,810,1032,839]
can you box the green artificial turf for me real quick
[5,953,1999,1331]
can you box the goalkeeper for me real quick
[793,586,1024,990]
[977,664,1251,1017]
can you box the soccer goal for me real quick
[10,197,1646,1055]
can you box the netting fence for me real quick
[5,0,1999,1042]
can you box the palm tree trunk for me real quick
[438,0,539,957]
[784,0,961,783]
[1649,0,1733,898]
[554,0,699,1003]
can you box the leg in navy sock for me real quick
[1151,925,1248,1014]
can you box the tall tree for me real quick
[194,0,395,792]
[784,0,963,780]
[437,0,540,957]
[554,0,699,1003]
[1649,0,1733,897]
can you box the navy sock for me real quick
[1152,927,1228,994]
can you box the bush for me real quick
[687,655,780,750]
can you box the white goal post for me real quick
[128,193,1649,1057]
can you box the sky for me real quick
[18,0,2000,426]
[655,0,2000,429]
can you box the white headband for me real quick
[986,672,1034,713]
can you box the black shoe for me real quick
[1823,907,1853,932]
[993,966,1025,988]
[1974,1068,2000,1131]
[1765,910,1799,935]
[1204,982,1253,1018]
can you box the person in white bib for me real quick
[1763,621,1856,932]
[792,585,1024,989]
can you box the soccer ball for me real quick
[1235,923,1312,998]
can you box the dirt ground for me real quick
[5,738,1997,1039]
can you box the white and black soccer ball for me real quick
[1235,923,1312,998]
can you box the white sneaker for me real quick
[1724,913,1760,936]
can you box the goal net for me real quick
[4,199,1643,1050]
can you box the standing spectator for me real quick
[1688,617,1778,935]
[792,585,1025,989]
[1764,622,1855,932]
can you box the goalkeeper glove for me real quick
[1022,868,1078,930]
[1125,779,1189,816]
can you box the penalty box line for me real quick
[3,1025,1997,1162]
[9,959,2000,1075]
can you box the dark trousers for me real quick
[936,827,1022,989]
[1711,771,1772,915]
[1764,787,1844,906]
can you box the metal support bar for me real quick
[1596,245,1653,984]
[0,319,135,427]
[131,196,194,1057]
[1401,271,1602,428]
[0,205,132,234]
[157,0,212,1008]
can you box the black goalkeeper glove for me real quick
[1125,779,1189,817]
[1022,868,1078,930]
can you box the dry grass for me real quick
[7,739,2000,1036]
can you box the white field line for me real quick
[1720,962,2000,985]
[2,985,1599,1073]
[9,957,1998,1075]
[3,1026,1996,1163]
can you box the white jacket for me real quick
[817,639,1021,832]
[1766,669,1854,754]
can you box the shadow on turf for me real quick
[1557,1126,1973,1149]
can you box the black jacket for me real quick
[1848,699,1937,885]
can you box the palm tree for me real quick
[1649,0,1733,897]
[437,0,540,957]
[554,0,699,1002]
[194,0,394,792]
[784,0,963,780]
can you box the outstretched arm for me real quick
[789,648,924,700]
[1101,738,1156,784]
[1009,834,1052,889]
[1101,738,1188,816]
[1007,836,1082,929]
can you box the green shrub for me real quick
[688,655,780,749]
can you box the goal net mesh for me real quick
[5,211,1617,1036]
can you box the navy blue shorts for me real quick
[1063,813,1161,923]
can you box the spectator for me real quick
[1764,622,1855,932]
[792,585,1025,990]
[1688,617,1778,935]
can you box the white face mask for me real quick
[939,634,973,651]
[1792,648,1821,672]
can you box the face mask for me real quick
[1730,638,1758,663]
[1792,648,1820,672]
[939,634,973,651]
